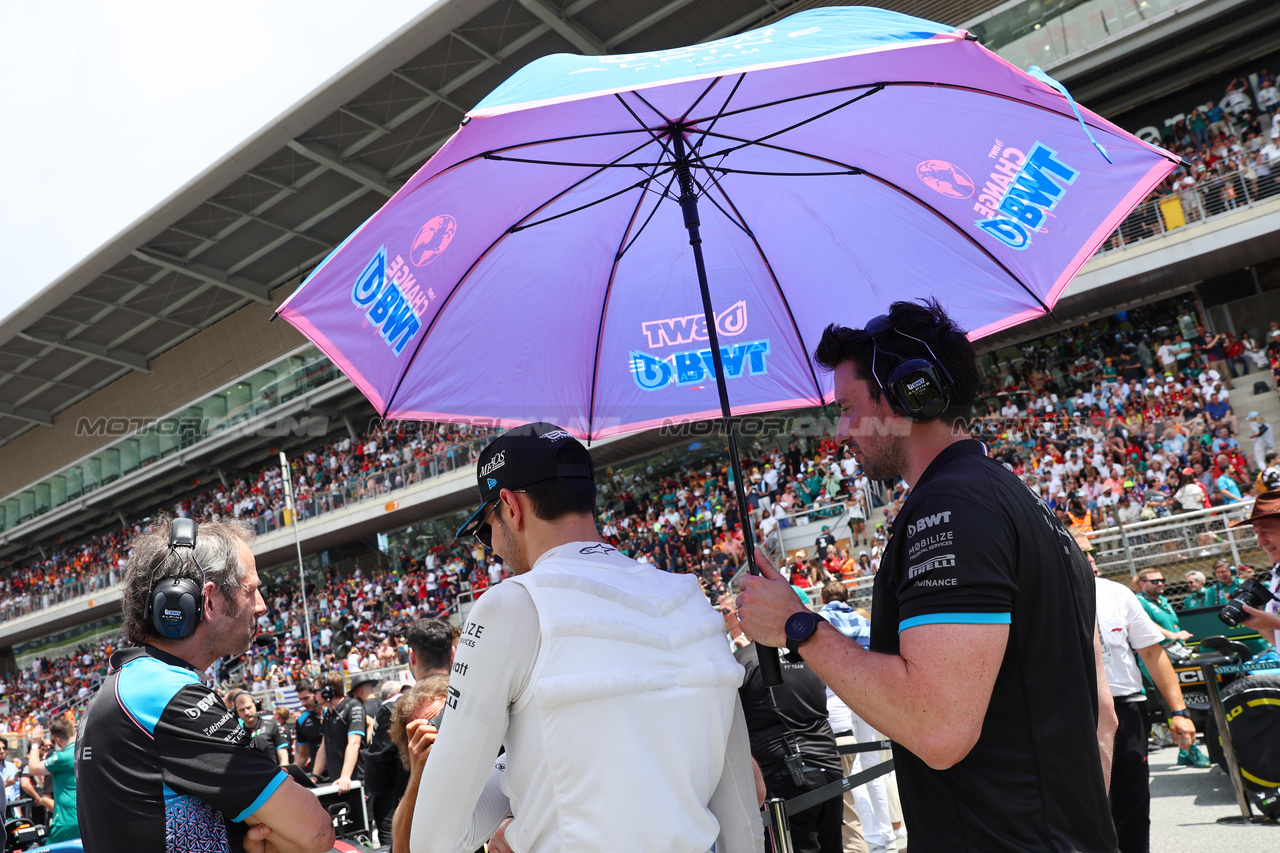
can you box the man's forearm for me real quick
[340,737,361,780]
[1095,634,1116,793]
[799,621,1005,769]
[1138,645,1188,712]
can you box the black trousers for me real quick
[766,767,843,853]
[1110,700,1150,853]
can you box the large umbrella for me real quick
[278,5,1176,684]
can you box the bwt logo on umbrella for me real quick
[630,340,770,391]
[973,142,1079,250]
[350,247,423,356]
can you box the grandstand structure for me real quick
[2,0,1278,670]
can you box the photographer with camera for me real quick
[25,718,79,842]
[76,518,333,853]
[1225,492,1280,645]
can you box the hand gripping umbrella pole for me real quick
[671,127,784,688]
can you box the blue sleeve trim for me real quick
[117,657,199,734]
[899,612,1012,632]
[233,769,287,823]
[348,729,366,738]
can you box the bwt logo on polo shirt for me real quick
[906,511,952,538]
[185,692,220,719]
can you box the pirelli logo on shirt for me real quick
[908,554,957,580]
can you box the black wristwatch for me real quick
[784,611,822,662]
[1170,709,1191,719]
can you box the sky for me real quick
[0,0,437,324]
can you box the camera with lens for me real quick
[1218,579,1278,628]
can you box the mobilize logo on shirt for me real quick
[185,692,220,719]
[906,511,952,538]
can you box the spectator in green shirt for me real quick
[27,718,80,842]
[1180,571,1211,609]
[1135,569,1193,641]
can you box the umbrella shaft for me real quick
[672,142,782,688]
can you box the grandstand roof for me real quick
[0,0,1003,449]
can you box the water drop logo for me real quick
[916,161,975,199]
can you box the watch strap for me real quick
[1170,708,1191,718]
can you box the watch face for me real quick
[785,611,816,641]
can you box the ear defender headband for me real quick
[864,314,955,423]
[144,518,206,640]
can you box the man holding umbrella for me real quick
[409,423,762,853]
[737,299,1117,852]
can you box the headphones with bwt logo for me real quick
[143,518,206,640]
[864,314,955,423]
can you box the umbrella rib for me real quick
[697,174,827,406]
[683,168,753,239]
[696,128,1051,315]
[619,170,681,259]
[679,75,725,125]
[629,88,678,127]
[684,80,1162,162]
[484,153,668,169]
[688,73,746,155]
[699,86,886,161]
[512,163,679,232]
[588,169,660,439]
[704,166,861,177]
[381,142,670,414]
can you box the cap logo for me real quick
[479,451,506,477]
[540,429,571,441]
[487,477,498,489]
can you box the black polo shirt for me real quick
[76,646,286,853]
[320,697,367,781]
[246,717,288,764]
[869,440,1114,852]
[294,708,323,767]
[734,644,840,782]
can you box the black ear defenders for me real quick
[320,683,335,702]
[230,690,262,713]
[144,518,206,641]
[864,314,954,423]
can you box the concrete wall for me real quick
[0,282,304,498]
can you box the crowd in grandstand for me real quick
[0,421,496,620]
[1112,70,1280,246]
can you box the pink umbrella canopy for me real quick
[278,5,1177,440]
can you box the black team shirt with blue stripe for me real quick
[76,646,286,853]
[868,440,1114,852]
